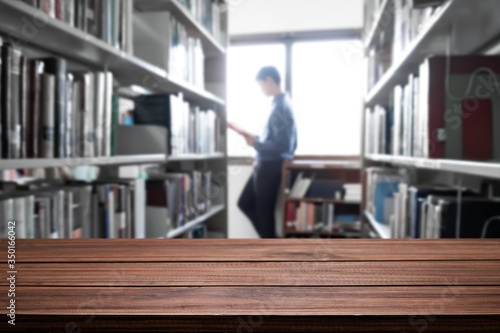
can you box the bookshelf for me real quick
[0,0,225,108]
[0,0,229,238]
[281,159,362,238]
[361,0,500,239]
[366,0,500,106]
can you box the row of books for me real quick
[0,179,146,239]
[285,201,336,233]
[145,171,215,238]
[20,0,134,53]
[0,168,219,238]
[134,93,222,156]
[365,105,391,155]
[0,40,125,159]
[367,55,500,161]
[178,0,227,46]
[366,0,444,91]
[134,11,206,88]
[365,168,500,238]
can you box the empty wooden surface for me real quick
[3,238,500,262]
[1,239,500,332]
[7,261,500,286]
[12,286,500,316]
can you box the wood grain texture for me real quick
[2,239,500,332]
[4,239,500,262]
[3,315,500,332]
[7,286,500,316]
[6,261,500,287]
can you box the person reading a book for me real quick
[230,66,297,238]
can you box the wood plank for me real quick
[4,239,500,262]
[7,286,500,316]
[5,315,500,332]
[7,261,500,287]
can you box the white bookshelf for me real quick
[169,152,226,162]
[0,155,167,170]
[365,0,500,106]
[366,155,500,180]
[361,0,500,238]
[0,0,229,237]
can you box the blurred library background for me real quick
[0,0,500,240]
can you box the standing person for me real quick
[229,66,297,238]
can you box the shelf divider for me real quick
[366,154,500,180]
[0,155,168,170]
[167,204,225,238]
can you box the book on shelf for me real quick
[406,185,478,239]
[344,183,362,202]
[115,125,168,156]
[289,173,360,202]
[40,57,67,158]
[188,223,207,238]
[145,170,213,238]
[365,167,500,238]
[421,196,500,239]
[0,178,145,239]
[134,11,205,88]
[289,172,314,199]
[365,105,392,155]
[368,55,500,162]
[307,179,345,200]
[365,167,407,227]
[20,0,134,54]
[134,93,222,157]
[1,42,22,159]
[40,72,55,158]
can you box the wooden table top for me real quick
[2,239,500,332]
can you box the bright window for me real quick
[227,39,363,157]
[292,40,363,155]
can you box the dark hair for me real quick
[256,66,281,85]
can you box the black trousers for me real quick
[238,160,283,238]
